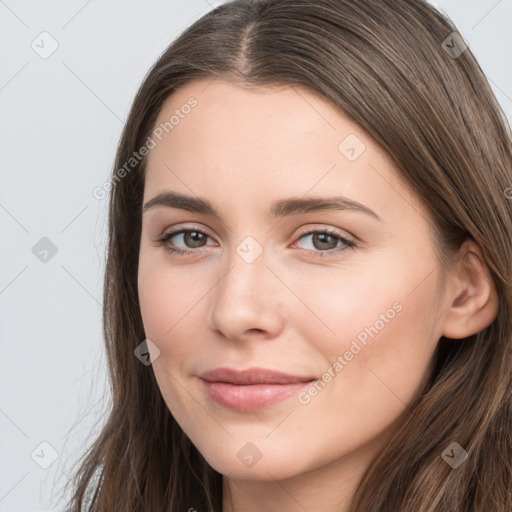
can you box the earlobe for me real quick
[441,241,499,340]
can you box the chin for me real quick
[194,436,316,481]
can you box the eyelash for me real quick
[154,226,356,259]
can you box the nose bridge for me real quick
[207,232,284,339]
[234,233,266,267]
[220,233,271,302]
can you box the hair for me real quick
[64,0,512,510]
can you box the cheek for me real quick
[137,264,208,430]
[341,302,432,395]
[294,260,439,401]
[357,287,439,400]
[285,262,403,353]
[138,262,201,361]
[285,278,439,463]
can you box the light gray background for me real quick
[1,1,511,510]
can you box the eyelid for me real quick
[153,223,213,239]
[294,224,353,241]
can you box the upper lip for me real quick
[199,367,316,385]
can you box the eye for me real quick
[293,228,355,258]
[154,227,214,255]
[153,226,356,258]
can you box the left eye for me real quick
[295,230,354,253]
[154,228,355,257]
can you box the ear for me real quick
[441,239,499,340]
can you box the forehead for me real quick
[148,78,340,162]
[142,78,424,223]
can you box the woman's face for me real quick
[137,78,452,482]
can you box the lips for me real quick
[199,367,316,412]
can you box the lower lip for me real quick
[201,379,313,412]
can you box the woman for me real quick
[65,0,512,510]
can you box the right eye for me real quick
[154,227,216,255]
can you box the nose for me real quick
[206,241,285,342]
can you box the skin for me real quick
[137,78,499,512]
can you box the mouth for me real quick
[199,367,316,412]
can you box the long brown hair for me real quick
[64,1,512,510]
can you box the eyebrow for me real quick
[142,190,382,221]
